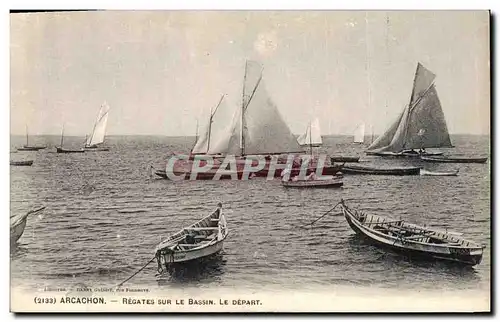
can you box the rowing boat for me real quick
[341,165,421,176]
[420,156,488,164]
[339,200,484,266]
[10,160,33,166]
[56,147,85,153]
[11,206,46,244]
[420,169,459,176]
[281,176,343,188]
[154,203,228,273]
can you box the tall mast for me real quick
[60,124,65,147]
[309,121,313,156]
[365,12,372,144]
[240,61,247,156]
[25,124,29,146]
[207,94,225,154]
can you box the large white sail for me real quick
[231,61,304,155]
[297,118,323,146]
[191,96,232,155]
[353,123,365,143]
[86,102,110,147]
[366,63,452,153]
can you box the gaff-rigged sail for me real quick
[86,102,110,147]
[297,118,323,146]
[366,63,452,152]
[227,60,304,156]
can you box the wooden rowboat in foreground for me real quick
[339,200,484,266]
[154,203,228,274]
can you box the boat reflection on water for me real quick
[156,253,227,285]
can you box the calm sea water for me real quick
[10,135,490,295]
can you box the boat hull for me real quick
[56,147,85,153]
[84,147,110,152]
[330,156,360,163]
[420,156,488,164]
[282,178,343,188]
[11,218,27,244]
[341,165,421,176]
[341,204,483,266]
[366,150,443,158]
[17,146,46,151]
[10,160,33,166]
[420,169,459,176]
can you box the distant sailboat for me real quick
[366,63,452,157]
[17,125,46,151]
[55,124,85,153]
[297,118,323,148]
[353,123,365,144]
[84,102,110,151]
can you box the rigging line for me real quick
[298,201,342,229]
[115,256,156,290]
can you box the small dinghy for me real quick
[11,206,45,244]
[339,200,484,266]
[10,160,33,166]
[56,147,85,154]
[341,165,421,176]
[282,176,343,188]
[17,146,46,151]
[420,169,459,176]
[155,203,228,273]
[420,156,488,164]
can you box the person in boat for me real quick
[306,172,319,181]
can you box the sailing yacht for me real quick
[16,125,47,151]
[56,124,85,153]
[297,118,323,148]
[84,102,110,151]
[365,63,452,157]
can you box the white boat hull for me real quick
[11,218,27,244]
[158,239,224,264]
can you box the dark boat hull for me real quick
[17,146,46,151]
[341,165,421,176]
[330,156,360,163]
[56,147,85,153]
[10,160,33,166]
[155,169,245,180]
[420,156,488,164]
[366,150,443,158]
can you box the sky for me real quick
[10,10,490,136]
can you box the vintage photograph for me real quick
[10,10,490,312]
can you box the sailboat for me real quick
[212,60,342,177]
[16,125,47,151]
[353,123,365,144]
[297,118,323,148]
[365,63,452,158]
[55,125,85,153]
[84,102,110,151]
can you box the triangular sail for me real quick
[366,62,451,152]
[191,96,231,155]
[240,78,304,155]
[86,103,110,146]
[354,123,365,143]
[297,118,322,146]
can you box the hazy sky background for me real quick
[10,11,490,136]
